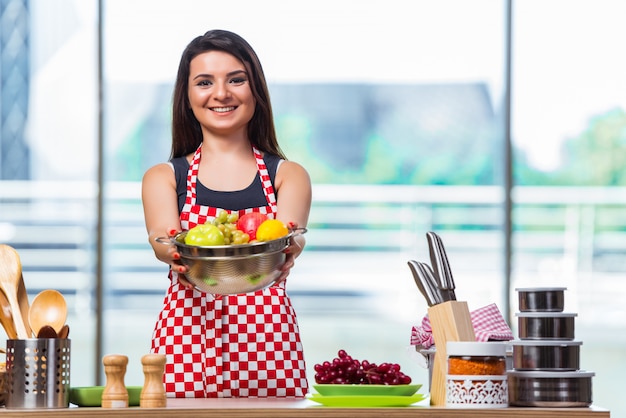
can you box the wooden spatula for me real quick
[0,288,18,339]
[17,272,32,337]
[0,245,30,339]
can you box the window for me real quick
[0,1,623,415]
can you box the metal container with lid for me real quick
[508,370,594,407]
[446,341,508,408]
[517,312,577,340]
[516,287,566,312]
[511,340,581,371]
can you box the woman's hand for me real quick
[275,222,306,283]
[165,229,195,289]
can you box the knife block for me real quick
[427,300,476,406]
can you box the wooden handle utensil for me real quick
[0,245,30,339]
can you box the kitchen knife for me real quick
[426,232,453,301]
[433,232,457,300]
[418,261,446,304]
[426,232,445,288]
[407,260,430,306]
[407,260,439,306]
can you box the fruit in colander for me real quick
[236,212,268,241]
[256,219,289,242]
[184,223,225,246]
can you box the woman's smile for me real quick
[211,106,236,113]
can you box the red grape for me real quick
[313,350,412,385]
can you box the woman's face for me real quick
[187,50,256,137]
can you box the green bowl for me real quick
[313,383,422,397]
[69,386,142,407]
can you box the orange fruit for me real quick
[255,219,289,241]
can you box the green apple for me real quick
[184,223,225,246]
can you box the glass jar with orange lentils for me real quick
[446,341,508,408]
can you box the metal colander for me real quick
[157,228,305,295]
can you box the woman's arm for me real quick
[141,163,190,281]
[274,160,312,281]
[275,160,312,228]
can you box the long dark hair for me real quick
[170,29,285,159]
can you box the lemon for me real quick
[255,219,289,241]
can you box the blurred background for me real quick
[0,0,625,414]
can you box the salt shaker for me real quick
[102,354,129,408]
[140,353,167,408]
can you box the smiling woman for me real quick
[141,29,312,398]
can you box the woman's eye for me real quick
[230,77,246,85]
[197,80,212,86]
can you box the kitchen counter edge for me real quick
[0,398,610,418]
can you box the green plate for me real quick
[313,384,422,397]
[69,386,142,407]
[308,393,427,407]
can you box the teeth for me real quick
[212,107,235,113]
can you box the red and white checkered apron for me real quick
[151,145,308,398]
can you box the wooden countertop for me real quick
[0,398,611,418]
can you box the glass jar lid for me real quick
[446,341,507,357]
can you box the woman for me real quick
[141,29,311,398]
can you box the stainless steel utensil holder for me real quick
[5,338,71,409]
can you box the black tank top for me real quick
[171,152,281,213]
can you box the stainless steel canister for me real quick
[511,340,581,371]
[516,287,566,312]
[517,312,577,340]
[507,370,594,407]
[5,338,71,409]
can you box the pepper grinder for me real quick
[140,353,167,408]
[102,354,129,408]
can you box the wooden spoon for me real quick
[0,289,18,339]
[28,289,68,336]
[36,324,58,339]
[58,324,70,339]
[0,245,30,339]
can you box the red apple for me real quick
[236,212,268,241]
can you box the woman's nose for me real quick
[213,82,230,99]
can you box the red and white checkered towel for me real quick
[410,303,513,349]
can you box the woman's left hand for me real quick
[275,222,305,283]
